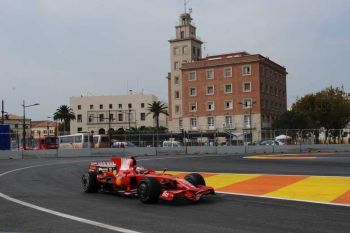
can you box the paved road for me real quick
[0,154,350,233]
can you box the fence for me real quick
[1,129,350,159]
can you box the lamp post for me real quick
[1,100,4,124]
[238,100,256,145]
[128,106,131,129]
[22,100,39,150]
[1,100,8,125]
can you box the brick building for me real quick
[168,11,287,142]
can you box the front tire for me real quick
[82,172,98,193]
[137,177,161,204]
[184,173,205,187]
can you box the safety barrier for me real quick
[1,143,350,160]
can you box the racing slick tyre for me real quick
[137,177,161,204]
[82,172,99,193]
[184,173,206,187]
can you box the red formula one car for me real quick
[81,157,215,203]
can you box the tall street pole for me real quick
[22,100,39,150]
[22,100,26,150]
[1,100,4,124]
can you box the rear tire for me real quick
[137,177,161,204]
[82,172,98,193]
[184,173,205,187]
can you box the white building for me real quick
[70,92,167,134]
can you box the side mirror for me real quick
[162,168,167,174]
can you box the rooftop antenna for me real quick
[184,0,189,13]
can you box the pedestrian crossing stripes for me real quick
[166,171,350,206]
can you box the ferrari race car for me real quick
[81,157,215,203]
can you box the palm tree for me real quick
[147,101,168,130]
[53,105,76,135]
[147,101,168,148]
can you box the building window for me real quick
[243,82,251,92]
[174,62,179,70]
[78,105,81,110]
[180,31,184,39]
[77,114,82,123]
[206,85,214,95]
[189,103,197,112]
[173,47,179,55]
[99,104,103,109]
[109,104,113,109]
[242,65,251,75]
[118,104,122,109]
[90,105,94,110]
[207,117,215,129]
[189,87,197,96]
[175,91,180,99]
[206,69,214,79]
[225,116,233,128]
[189,71,196,81]
[118,113,123,122]
[77,127,82,132]
[88,114,94,123]
[224,67,232,78]
[99,114,104,122]
[224,100,233,110]
[207,101,215,111]
[179,119,183,129]
[243,99,253,109]
[109,113,114,121]
[128,103,132,108]
[141,103,145,108]
[244,115,251,128]
[140,113,146,121]
[174,76,180,85]
[175,105,180,114]
[190,118,197,130]
[224,84,232,93]
[182,46,188,55]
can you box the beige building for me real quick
[168,11,287,142]
[70,92,167,134]
[31,121,57,139]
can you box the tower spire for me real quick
[184,0,188,14]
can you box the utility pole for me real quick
[22,100,39,150]
[1,100,4,124]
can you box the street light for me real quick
[1,99,8,124]
[238,100,256,145]
[22,100,39,150]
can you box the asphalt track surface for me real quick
[1,153,350,233]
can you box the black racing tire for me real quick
[137,177,161,204]
[82,172,99,193]
[184,173,206,187]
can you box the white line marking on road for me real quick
[0,160,142,233]
[0,192,141,233]
[216,191,350,208]
[0,153,349,233]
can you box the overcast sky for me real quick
[0,0,349,120]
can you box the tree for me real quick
[147,101,168,129]
[272,110,311,129]
[53,105,76,134]
[286,86,350,129]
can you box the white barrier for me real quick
[1,144,350,159]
